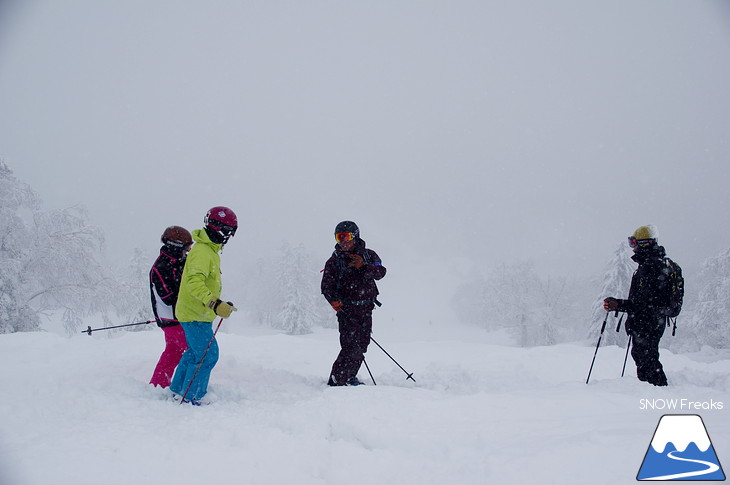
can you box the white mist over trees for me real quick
[1,160,729,349]
[236,243,334,335]
[450,262,595,346]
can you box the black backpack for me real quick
[662,257,684,335]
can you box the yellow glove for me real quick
[209,299,237,318]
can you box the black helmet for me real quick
[334,220,360,239]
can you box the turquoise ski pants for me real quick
[170,321,219,401]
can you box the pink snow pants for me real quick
[149,324,188,388]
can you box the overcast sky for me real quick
[1,1,730,304]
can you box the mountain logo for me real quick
[637,414,725,481]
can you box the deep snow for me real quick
[1,320,728,485]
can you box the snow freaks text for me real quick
[639,399,724,411]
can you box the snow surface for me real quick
[1,320,729,485]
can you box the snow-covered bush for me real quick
[588,242,635,346]
[686,248,730,349]
[0,161,122,335]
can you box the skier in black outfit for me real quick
[321,221,386,386]
[604,225,669,387]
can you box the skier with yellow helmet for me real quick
[604,225,672,386]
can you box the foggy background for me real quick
[1,1,729,327]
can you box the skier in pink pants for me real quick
[149,226,192,388]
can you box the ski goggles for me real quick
[628,236,655,249]
[335,232,355,243]
[220,225,237,237]
[210,223,237,237]
[165,239,192,250]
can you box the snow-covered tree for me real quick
[274,243,317,335]
[236,244,334,332]
[533,275,566,346]
[0,161,119,335]
[114,247,155,329]
[589,242,635,346]
[25,206,120,335]
[0,161,41,333]
[488,262,540,346]
[688,248,730,349]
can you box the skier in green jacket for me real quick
[170,206,238,405]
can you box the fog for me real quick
[2,1,730,317]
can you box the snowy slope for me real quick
[1,322,728,485]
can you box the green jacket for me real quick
[175,229,223,322]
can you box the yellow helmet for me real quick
[628,225,658,248]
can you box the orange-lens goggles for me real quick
[629,236,655,248]
[335,232,355,243]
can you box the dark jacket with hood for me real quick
[149,246,186,328]
[616,244,670,335]
[321,238,386,306]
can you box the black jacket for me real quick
[617,245,669,335]
[321,238,386,306]
[149,247,186,328]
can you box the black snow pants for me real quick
[328,305,373,386]
[629,316,667,387]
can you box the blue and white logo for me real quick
[637,414,725,481]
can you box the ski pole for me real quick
[370,336,415,382]
[621,335,632,377]
[586,311,612,384]
[180,318,224,405]
[82,320,154,336]
[363,357,377,385]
